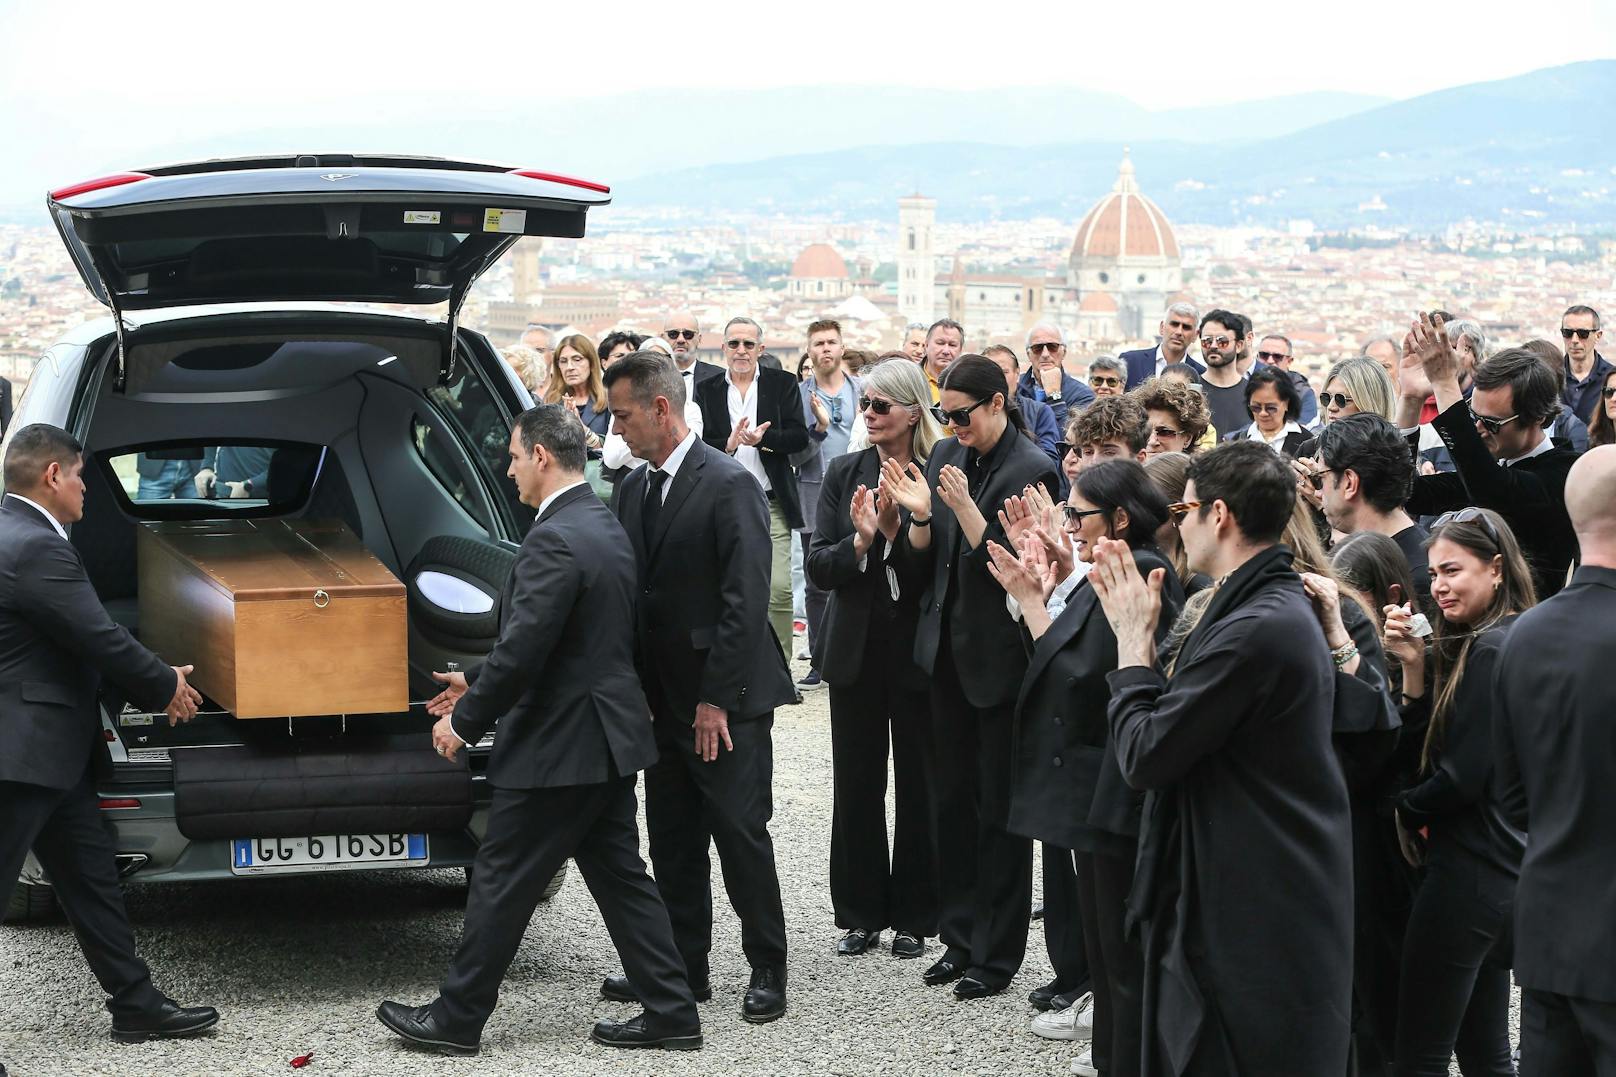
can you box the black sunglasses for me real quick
[1257,351,1290,363]
[1307,467,1339,491]
[1055,441,1076,459]
[858,395,900,415]
[1029,341,1063,354]
[1602,386,1616,400]
[1467,403,1519,434]
[1561,327,1596,340]
[1319,391,1354,410]
[1432,506,1501,547]
[931,398,991,427]
[664,329,696,340]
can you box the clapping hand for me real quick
[880,458,933,517]
[985,539,1046,608]
[426,670,468,717]
[810,393,830,432]
[165,664,203,727]
[1020,531,1060,603]
[873,480,901,541]
[849,483,879,555]
[1409,312,1461,389]
[726,416,772,453]
[998,491,1040,548]
[1089,537,1163,669]
[936,465,973,516]
[1397,325,1433,404]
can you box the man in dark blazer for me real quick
[0,374,13,438]
[693,317,811,659]
[606,352,796,1023]
[1120,303,1206,389]
[1400,320,1580,597]
[0,424,217,1048]
[1492,446,1616,1073]
[1016,324,1095,431]
[377,405,700,1055]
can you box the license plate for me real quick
[229,834,428,875]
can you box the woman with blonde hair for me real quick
[805,356,946,961]
[499,344,549,398]
[1319,355,1398,425]
[543,333,610,439]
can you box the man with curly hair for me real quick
[1066,395,1149,471]
[1131,376,1210,457]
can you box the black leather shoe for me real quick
[1050,986,1088,1012]
[111,1000,220,1042]
[836,928,881,956]
[1028,979,1066,1011]
[741,967,787,1024]
[953,976,1003,1000]
[601,974,712,1004]
[923,958,965,986]
[375,1001,479,1056]
[591,1011,703,1051]
[890,931,924,959]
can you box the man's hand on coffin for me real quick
[426,671,468,717]
[432,716,464,762]
[164,664,203,726]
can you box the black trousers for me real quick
[1042,842,1087,992]
[0,772,165,1018]
[1393,853,1515,1077]
[435,776,697,1036]
[1520,989,1616,1076]
[642,714,788,980]
[930,648,1032,988]
[1075,849,1144,1077]
[827,667,937,936]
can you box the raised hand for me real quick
[725,416,751,455]
[849,483,879,554]
[1024,483,1060,533]
[810,393,831,431]
[1033,521,1076,583]
[165,664,203,727]
[986,539,1044,607]
[1397,325,1433,404]
[1020,531,1059,603]
[1292,456,1324,512]
[880,458,933,516]
[426,670,468,718]
[1089,537,1163,669]
[936,464,973,515]
[873,482,901,542]
[1409,312,1461,389]
[1039,364,1063,395]
[998,491,1039,549]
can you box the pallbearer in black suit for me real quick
[378,405,699,1055]
[606,353,796,1024]
[0,425,218,1046]
[883,354,1060,1000]
[986,460,1183,1077]
[805,359,947,960]
[1493,446,1616,1075]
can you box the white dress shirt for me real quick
[647,428,700,502]
[725,371,771,492]
[4,493,67,539]
[602,399,703,470]
[1502,433,1554,467]
[1245,420,1304,450]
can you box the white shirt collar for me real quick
[1501,432,1554,467]
[652,428,700,486]
[4,493,68,540]
[535,479,589,519]
[1154,343,1168,372]
[1245,420,1303,446]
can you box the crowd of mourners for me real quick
[496,301,1616,1077]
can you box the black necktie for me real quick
[643,468,668,547]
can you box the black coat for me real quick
[1107,546,1353,1075]
[455,484,658,788]
[0,375,12,437]
[1008,547,1183,855]
[615,437,795,723]
[1494,567,1616,1002]
[1407,398,1579,597]
[901,428,1060,709]
[1121,347,1205,390]
[804,447,927,691]
[0,496,176,790]
[694,366,812,530]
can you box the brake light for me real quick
[99,798,142,810]
[50,172,152,201]
[508,169,610,194]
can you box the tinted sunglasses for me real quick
[1467,403,1519,434]
[1029,341,1063,354]
[858,395,901,415]
[1603,386,1616,400]
[725,339,760,351]
[1432,506,1501,547]
[665,329,697,341]
[1561,327,1596,340]
[1055,441,1076,459]
[931,398,990,427]
[1151,425,1184,441]
[1257,351,1290,363]
[1090,375,1122,388]
[1249,402,1284,415]
[1307,467,1339,491]
[1319,391,1354,410]
[1166,500,1203,520]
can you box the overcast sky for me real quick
[1,0,1613,203]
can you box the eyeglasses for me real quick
[1200,335,1233,349]
[665,329,697,341]
[725,339,760,351]
[1249,402,1285,415]
[931,398,991,427]
[1029,341,1063,354]
[1561,327,1597,340]
[1054,441,1076,459]
[1432,506,1501,548]
[1166,500,1203,521]
[1062,505,1109,525]
[1602,386,1616,400]
[1090,376,1122,388]
[1151,425,1184,441]
[1307,468,1339,491]
[1467,403,1519,434]
[858,395,899,415]
[1319,391,1354,410]
[1257,351,1290,363]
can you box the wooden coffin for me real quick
[136,519,408,718]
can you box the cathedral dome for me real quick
[791,243,849,279]
[1070,152,1180,263]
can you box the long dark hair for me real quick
[1330,531,1417,632]
[1591,368,1616,448]
[1073,459,1169,550]
[939,354,1035,444]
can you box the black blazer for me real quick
[615,437,795,723]
[804,447,927,690]
[1223,424,1312,458]
[1120,346,1205,390]
[901,428,1060,709]
[694,366,812,530]
[455,484,657,789]
[1493,566,1616,1001]
[0,375,12,437]
[1406,398,1579,597]
[0,495,176,790]
[1009,547,1183,854]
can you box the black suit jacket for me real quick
[1223,424,1312,459]
[454,484,657,789]
[901,429,1060,709]
[1493,566,1616,1002]
[804,447,927,690]
[0,375,12,437]
[616,437,795,723]
[0,496,176,790]
[1406,398,1579,597]
[1121,346,1205,390]
[694,367,812,530]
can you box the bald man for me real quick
[663,311,722,396]
[1492,445,1616,1075]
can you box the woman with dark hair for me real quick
[1332,531,1418,634]
[1591,367,1616,448]
[1141,452,1213,596]
[1382,508,1534,1077]
[986,459,1183,1077]
[1229,366,1309,456]
[597,330,642,369]
[880,353,1058,1000]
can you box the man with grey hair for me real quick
[1253,333,1318,426]
[1121,302,1204,388]
[1017,322,1093,429]
[1361,335,1402,391]
[1084,355,1127,399]
[663,311,722,398]
[902,322,929,362]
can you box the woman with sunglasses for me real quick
[804,362,947,962]
[1227,366,1310,457]
[1381,507,1533,1077]
[1590,368,1616,448]
[880,354,1058,999]
[986,459,1183,1077]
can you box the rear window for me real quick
[103,440,325,518]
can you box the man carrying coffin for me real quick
[377,404,700,1054]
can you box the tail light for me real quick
[98,798,142,810]
[508,169,610,194]
[50,172,152,201]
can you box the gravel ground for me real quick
[0,656,1518,1077]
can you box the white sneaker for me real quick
[1031,992,1094,1041]
[794,644,812,660]
[1069,1047,1098,1076]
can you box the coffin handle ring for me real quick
[313,589,330,608]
